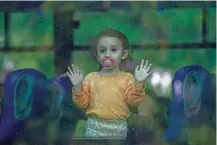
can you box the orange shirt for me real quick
[72,71,146,120]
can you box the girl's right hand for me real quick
[66,64,83,86]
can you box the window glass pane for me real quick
[0,52,54,78]
[9,12,54,48]
[74,8,202,45]
[147,8,202,44]
[71,50,99,76]
[74,11,145,45]
[207,8,216,42]
[131,49,216,72]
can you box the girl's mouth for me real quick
[102,57,115,68]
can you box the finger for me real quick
[68,66,73,75]
[135,65,140,72]
[66,71,71,78]
[78,68,82,75]
[140,59,144,69]
[75,65,79,74]
[71,64,76,73]
[146,63,152,72]
[143,60,148,69]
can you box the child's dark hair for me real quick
[91,28,137,73]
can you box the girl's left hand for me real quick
[134,59,153,82]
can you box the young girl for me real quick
[67,28,152,139]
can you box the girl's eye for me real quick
[111,48,117,52]
[100,49,105,53]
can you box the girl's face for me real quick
[96,36,125,70]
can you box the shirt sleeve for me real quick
[124,73,146,107]
[72,73,92,108]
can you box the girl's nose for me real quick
[105,50,110,56]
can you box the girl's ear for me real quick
[122,49,129,60]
